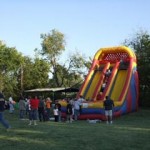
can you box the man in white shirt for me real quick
[77,95,85,114]
[74,98,80,120]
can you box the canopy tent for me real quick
[24,87,79,100]
[24,87,79,93]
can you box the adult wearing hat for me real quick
[0,92,11,130]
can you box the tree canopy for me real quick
[1,29,150,107]
[38,29,90,87]
[123,30,150,107]
[0,29,90,100]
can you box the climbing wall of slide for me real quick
[60,46,139,120]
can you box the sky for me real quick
[0,0,150,61]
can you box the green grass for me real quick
[0,108,150,150]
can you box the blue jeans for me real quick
[74,109,80,120]
[29,109,38,120]
[9,103,14,113]
[46,108,50,119]
[0,112,11,129]
[58,111,61,122]
[19,110,26,119]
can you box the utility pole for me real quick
[20,64,24,95]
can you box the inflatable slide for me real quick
[60,46,139,120]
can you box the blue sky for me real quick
[0,0,150,61]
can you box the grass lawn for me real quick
[0,108,150,150]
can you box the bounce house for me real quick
[60,46,139,120]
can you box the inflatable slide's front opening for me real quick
[60,46,139,120]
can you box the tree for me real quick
[0,41,24,98]
[123,30,150,107]
[39,29,66,87]
[0,41,50,99]
[22,56,50,90]
[39,29,91,88]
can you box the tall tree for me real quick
[40,29,66,87]
[38,29,92,88]
[123,30,150,106]
[0,41,24,98]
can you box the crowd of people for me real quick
[0,91,115,131]
[0,93,87,128]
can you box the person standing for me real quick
[9,95,15,114]
[0,93,11,130]
[28,96,39,125]
[38,97,45,122]
[66,100,73,123]
[55,100,62,122]
[53,105,59,122]
[45,97,52,120]
[69,98,75,120]
[74,98,80,121]
[103,96,114,124]
[77,95,85,114]
[18,96,26,120]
